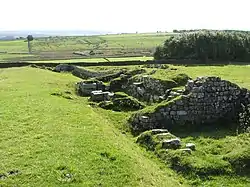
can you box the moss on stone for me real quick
[137,95,184,115]
[136,130,176,151]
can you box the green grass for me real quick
[0,67,185,186]
[1,64,250,186]
[0,53,36,62]
[158,65,250,89]
[0,40,28,53]
[169,131,250,186]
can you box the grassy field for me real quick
[1,64,250,186]
[0,33,172,61]
[0,67,185,186]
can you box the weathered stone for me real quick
[177,111,188,116]
[151,129,169,135]
[129,76,250,134]
[176,100,184,106]
[186,143,196,150]
[162,138,181,149]
[137,87,145,96]
[90,91,114,102]
[170,111,176,115]
[170,92,180,96]
[140,116,149,123]
[180,148,192,154]
[54,64,75,72]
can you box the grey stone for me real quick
[151,129,169,135]
[170,111,176,115]
[90,90,114,102]
[177,111,188,116]
[186,143,196,150]
[162,138,181,149]
[180,148,192,154]
[137,87,145,96]
[54,64,75,72]
[140,116,149,123]
[129,76,250,134]
[170,92,180,96]
[176,100,184,106]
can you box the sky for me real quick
[0,0,249,32]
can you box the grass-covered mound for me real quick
[154,31,250,62]
[98,92,146,111]
[136,129,250,186]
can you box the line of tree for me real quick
[172,29,250,34]
[154,30,250,62]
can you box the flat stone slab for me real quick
[162,138,181,149]
[151,129,169,135]
[186,143,196,151]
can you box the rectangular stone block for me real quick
[177,111,188,116]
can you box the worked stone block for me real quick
[162,138,181,149]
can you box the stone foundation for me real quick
[130,76,250,133]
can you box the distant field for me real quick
[0,33,173,61]
[29,56,153,63]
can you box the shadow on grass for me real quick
[171,122,238,140]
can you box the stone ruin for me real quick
[76,81,115,102]
[76,81,106,96]
[130,76,250,134]
[90,90,114,102]
[136,129,196,154]
[110,73,189,103]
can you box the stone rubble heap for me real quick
[124,75,177,103]
[76,81,106,96]
[136,129,195,154]
[90,91,114,102]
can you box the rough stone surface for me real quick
[124,75,178,103]
[151,129,169,135]
[136,129,177,151]
[130,76,250,133]
[76,81,105,96]
[54,64,75,72]
[162,138,181,149]
[72,67,108,79]
[90,91,114,102]
[186,143,196,151]
[180,148,192,154]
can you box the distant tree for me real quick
[27,35,34,53]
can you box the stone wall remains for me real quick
[121,75,182,103]
[130,76,250,133]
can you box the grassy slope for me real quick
[0,67,185,187]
